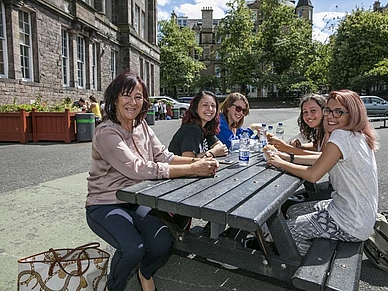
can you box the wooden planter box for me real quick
[31,109,77,143]
[0,109,33,144]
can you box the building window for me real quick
[77,36,85,88]
[141,10,145,38]
[111,51,116,80]
[298,10,303,18]
[215,65,221,78]
[0,1,7,78]
[194,49,199,60]
[19,10,33,81]
[91,42,97,90]
[61,29,69,86]
[139,57,143,80]
[134,5,139,34]
[195,33,200,44]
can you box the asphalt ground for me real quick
[1,108,388,291]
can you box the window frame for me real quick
[91,42,97,90]
[77,36,86,89]
[0,1,8,78]
[19,9,33,82]
[110,50,116,80]
[61,29,69,87]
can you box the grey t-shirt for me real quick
[327,129,378,241]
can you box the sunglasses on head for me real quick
[231,104,247,114]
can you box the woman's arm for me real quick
[169,157,219,178]
[268,142,341,183]
[267,136,320,155]
[278,151,321,166]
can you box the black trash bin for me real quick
[76,113,95,142]
[146,108,155,125]
[172,108,179,119]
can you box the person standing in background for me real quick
[89,96,102,123]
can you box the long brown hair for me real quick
[219,92,250,129]
[181,91,220,136]
[298,93,326,145]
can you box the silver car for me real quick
[361,96,388,116]
[151,96,189,116]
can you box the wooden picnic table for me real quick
[116,152,305,283]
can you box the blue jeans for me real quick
[86,204,173,291]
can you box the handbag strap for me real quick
[48,242,101,277]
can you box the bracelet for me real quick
[208,151,215,158]
[289,153,295,163]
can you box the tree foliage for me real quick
[216,0,259,94]
[256,0,315,95]
[329,9,388,90]
[158,19,205,97]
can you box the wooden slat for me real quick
[292,239,338,291]
[200,167,280,225]
[177,164,267,218]
[325,241,363,291]
[228,173,303,230]
[156,160,261,215]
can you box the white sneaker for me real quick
[206,258,238,270]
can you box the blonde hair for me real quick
[219,92,250,129]
[327,90,378,151]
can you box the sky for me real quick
[157,0,381,43]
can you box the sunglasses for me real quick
[231,104,247,114]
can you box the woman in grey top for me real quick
[86,70,219,291]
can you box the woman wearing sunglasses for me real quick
[217,92,261,149]
[267,90,378,255]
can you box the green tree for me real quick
[158,19,205,98]
[329,9,388,90]
[191,75,221,93]
[305,41,332,92]
[256,0,315,96]
[216,0,259,95]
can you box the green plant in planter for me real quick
[0,95,78,113]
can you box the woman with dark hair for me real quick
[268,90,378,255]
[86,70,219,291]
[217,92,262,150]
[168,91,228,158]
[268,94,327,156]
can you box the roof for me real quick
[296,0,313,7]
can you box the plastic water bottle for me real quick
[267,125,274,136]
[239,131,250,166]
[275,122,284,140]
[259,124,267,149]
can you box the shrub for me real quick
[0,96,78,113]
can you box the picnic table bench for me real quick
[116,152,364,290]
[369,115,388,128]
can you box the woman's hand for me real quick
[192,158,219,177]
[266,153,284,169]
[289,139,302,148]
[210,143,228,157]
[267,136,289,152]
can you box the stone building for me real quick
[0,0,159,105]
[173,0,313,98]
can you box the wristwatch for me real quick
[289,153,295,163]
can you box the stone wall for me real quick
[0,0,160,106]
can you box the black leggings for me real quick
[86,204,173,291]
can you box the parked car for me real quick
[150,96,189,116]
[360,96,388,116]
[178,97,194,104]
